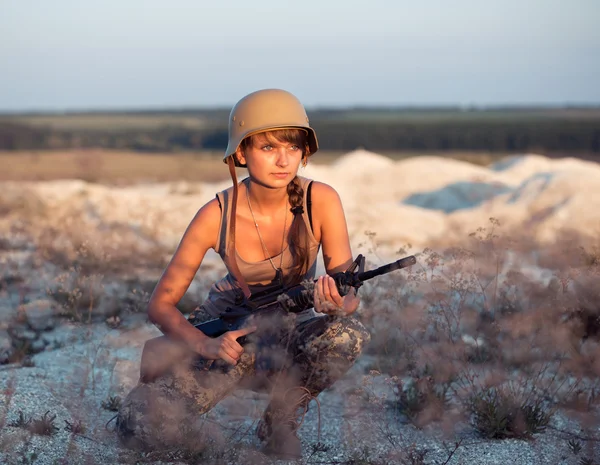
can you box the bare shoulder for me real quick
[308,181,347,245]
[310,181,343,208]
[185,197,222,251]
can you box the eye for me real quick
[290,145,300,151]
[261,144,273,151]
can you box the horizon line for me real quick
[2,102,600,117]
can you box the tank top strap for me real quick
[297,176,318,245]
[214,189,229,259]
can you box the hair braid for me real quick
[286,176,310,285]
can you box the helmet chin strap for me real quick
[227,156,252,299]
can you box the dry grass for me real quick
[360,223,600,443]
[0,149,504,184]
[5,114,210,130]
[0,150,232,184]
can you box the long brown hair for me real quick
[241,129,312,286]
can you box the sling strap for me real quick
[226,157,252,299]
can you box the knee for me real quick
[328,316,371,360]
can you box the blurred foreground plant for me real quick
[467,383,551,439]
[359,219,600,447]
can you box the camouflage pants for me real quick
[116,314,370,450]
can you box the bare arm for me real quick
[311,182,354,274]
[147,198,221,352]
[310,182,360,315]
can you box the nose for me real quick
[275,147,289,167]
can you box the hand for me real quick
[196,326,257,366]
[313,275,360,316]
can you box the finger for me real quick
[223,338,244,355]
[321,276,333,302]
[230,325,258,339]
[219,347,240,365]
[318,280,338,314]
[318,275,327,299]
[225,344,242,360]
[327,276,344,306]
[315,276,325,312]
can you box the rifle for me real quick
[140,254,416,382]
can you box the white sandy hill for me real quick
[303,150,507,248]
[489,153,600,181]
[5,150,600,260]
[306,149,501,202]
[449,167,600,243]
[303,150,600,251]
[303,151,449,248]
[25,179,229,252]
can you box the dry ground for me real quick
[0,150,506,184]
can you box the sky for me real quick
[1,0,599,111]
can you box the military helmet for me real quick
[223,89,319,165]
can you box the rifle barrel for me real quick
[357,255,416,282]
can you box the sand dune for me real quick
[305,150,600,251]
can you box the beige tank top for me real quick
[200,176,321,322]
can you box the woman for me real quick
[116,89,371,459]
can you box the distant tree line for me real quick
[1,112,599,154]
[314,119,600,153]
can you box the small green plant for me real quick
[310,442,330,453]
[101,395,122,412]
[64,419,87,434]
[126,438,219,464]
[343,446,381,465]
[395,376,449,427]
[29,411,59,436]
[468,386,552,439]
[124,287,152,314]
[400,442,428,465]
[47,259,107,324]
[8,410,31,428]
[568,439,583,455]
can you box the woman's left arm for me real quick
[310,182,360,316]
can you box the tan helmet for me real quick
[223,89,319,165]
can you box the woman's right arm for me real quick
[146,198,222,353]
